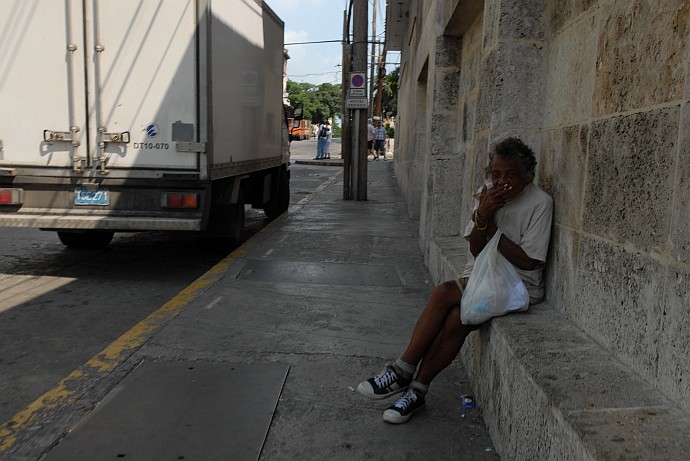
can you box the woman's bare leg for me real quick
[414,307,473,385]
[399,280,463,366]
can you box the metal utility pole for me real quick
[352,0,368,200]
[341,9,352,200]
[374,45,387,118]
[369,0,377,115]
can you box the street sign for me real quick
[349,88,366,97]
[346,98,368,109]
[350,72,366,89]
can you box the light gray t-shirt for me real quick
[462,182,553,303]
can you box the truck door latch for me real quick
[44,127,85,173]
[96,129,130,174]
[99,131,130,144]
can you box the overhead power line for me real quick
[285,40,342,45]
[285,39,385,46]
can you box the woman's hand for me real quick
[475,183,512,223]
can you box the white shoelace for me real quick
[393,389,418,410]
[373,368,397,388]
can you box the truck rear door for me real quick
[0,0,201,175]
[0,0,87,170]
[86,0,200,172]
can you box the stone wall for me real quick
[393,0,690,415]
[541,0,690,414]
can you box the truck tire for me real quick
[263,168,290,219]
[57,230,113,249]
[81,231,114,249]
[199,189,245,252]
[57,231,83,248]
[226,189,245,246]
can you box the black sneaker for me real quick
[383,388,426,424]
[357,365,411,400]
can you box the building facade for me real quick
[387,0,690,457]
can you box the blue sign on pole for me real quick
[350,72,365,88]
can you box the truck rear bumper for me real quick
[0,213,202,231]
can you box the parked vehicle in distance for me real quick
[288,118,311,141]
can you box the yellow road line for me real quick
[0,242,253,454]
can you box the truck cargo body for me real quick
[0,0,290,247]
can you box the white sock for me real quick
[410,381,429,395]
[394,358,416,378]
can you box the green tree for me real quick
[286,80,342,124]
[379,66,399,117]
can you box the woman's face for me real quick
[489,155,530,201]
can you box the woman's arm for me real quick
[469,219,540,270]
[467,185,541,270]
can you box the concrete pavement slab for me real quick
[44,362,288,461]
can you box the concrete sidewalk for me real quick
[149,160,497,459]
[39,161,498,460]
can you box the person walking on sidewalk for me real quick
[373,120,386,160]
[315,123,328,159]
[324,124,332,159]
[367,119,376,159]
[357,137,553,424]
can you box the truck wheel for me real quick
[226,189,245,246]
[81,231,114,249]
[263,168,290,219]
[199,189,245,252]
[57,231,84,248]
[57,231,113,249]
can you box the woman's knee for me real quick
[431,280,462,302]
[441,307,463,334]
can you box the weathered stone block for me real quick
[658,267,690,414]
[593,0,689,115]
[542,125,588,228]
[672,102,690,262]
[427,236,468,283]
[573,0,597,16]
[433,70,459,113]
[497,0,546,41]
[461,96,477,143]
[570,406,690,460]
[584,107,678,250]
[475,50,496,131]
[460,25,482,94]
[546,0,573,37]
[544,12,597,127]
[430,158,465,237]
[405,157,425,219]
[483,0,500,50]
[461,303,689,461]
[492,42,546,133]
[434,35,462,68]
[545,225,580,312]
[430,113,458,156]
[575,236,663,383]
[461,136,491,211]
[539,128,559,198]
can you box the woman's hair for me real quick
[487,137,537,181]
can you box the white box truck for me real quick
[0,0,290,249]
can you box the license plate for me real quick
[74,188,109,206]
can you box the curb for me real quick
[293,159,343,167]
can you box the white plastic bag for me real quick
[460,230,529,325]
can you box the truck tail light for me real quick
[0,188,22,205]
[161,192,199,209]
